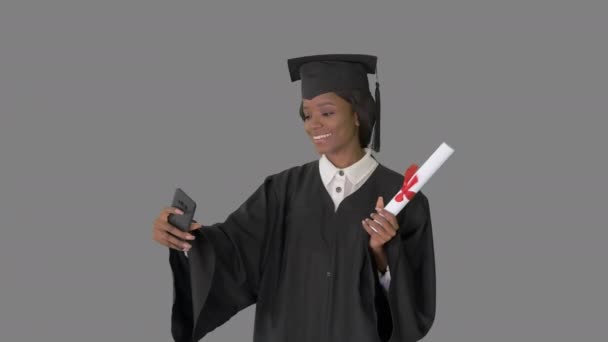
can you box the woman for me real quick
[152,54,436,342]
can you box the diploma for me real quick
[384,142,454,216]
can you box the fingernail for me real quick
[183,243,191,249]
[175,209,184,215]
[375,207,382,211]
[186,234,195,240]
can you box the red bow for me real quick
[395,163,419,202]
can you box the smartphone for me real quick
[167,188,197,232]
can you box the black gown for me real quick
[169,159,436,342]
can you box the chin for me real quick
[316,146,335,155]
[311,138,340,154]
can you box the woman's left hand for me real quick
[362,196,399,250]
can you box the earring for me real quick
[355,121,360,126]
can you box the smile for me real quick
[313,133,332,140]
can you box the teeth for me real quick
[314,133,332,140]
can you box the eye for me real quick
[322,112,334,116]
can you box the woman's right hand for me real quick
[152,207,202,252]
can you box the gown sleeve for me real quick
[381,191,436,342]
[169,175,281,342]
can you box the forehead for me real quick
[302,92,341,108]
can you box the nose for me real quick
[309,113,323,127]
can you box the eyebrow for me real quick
[303,101,336,109]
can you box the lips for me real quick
[313,133,332,145]
[313,132,332,140]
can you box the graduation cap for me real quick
[287,54,382,152]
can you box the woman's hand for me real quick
[152,206,202,252]
[361,196,399,250]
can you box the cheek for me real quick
[330,121,347,136]
[331,112,350,128]
[336,117,356,135]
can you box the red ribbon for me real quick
[395,163,419,202]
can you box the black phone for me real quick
[167,188,197,232]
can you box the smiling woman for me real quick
[299,89,377,165]
[165,54,436,342]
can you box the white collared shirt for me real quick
[185,147,392,293]
[319,147,391,294]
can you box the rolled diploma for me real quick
[384,142,454,216]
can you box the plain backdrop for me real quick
[0,1,606,341]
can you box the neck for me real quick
[325,146,366,169]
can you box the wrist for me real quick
[370,246,388,273]
[370,245,386,257]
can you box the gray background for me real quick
[0,0,606,341]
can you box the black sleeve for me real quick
[169,249,194,342]
[374,264,393,342]
[169,175,281,342]
[382,191,436,342]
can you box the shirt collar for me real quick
[319,147,378,186]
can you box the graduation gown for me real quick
[169,159,436,342]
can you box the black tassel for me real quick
[372,80,381,152]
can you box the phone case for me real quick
[167,188,197,232]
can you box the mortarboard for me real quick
[287,54,382,152]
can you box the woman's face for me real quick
[302,92,360,155]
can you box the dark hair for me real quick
[298,89,377,149]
